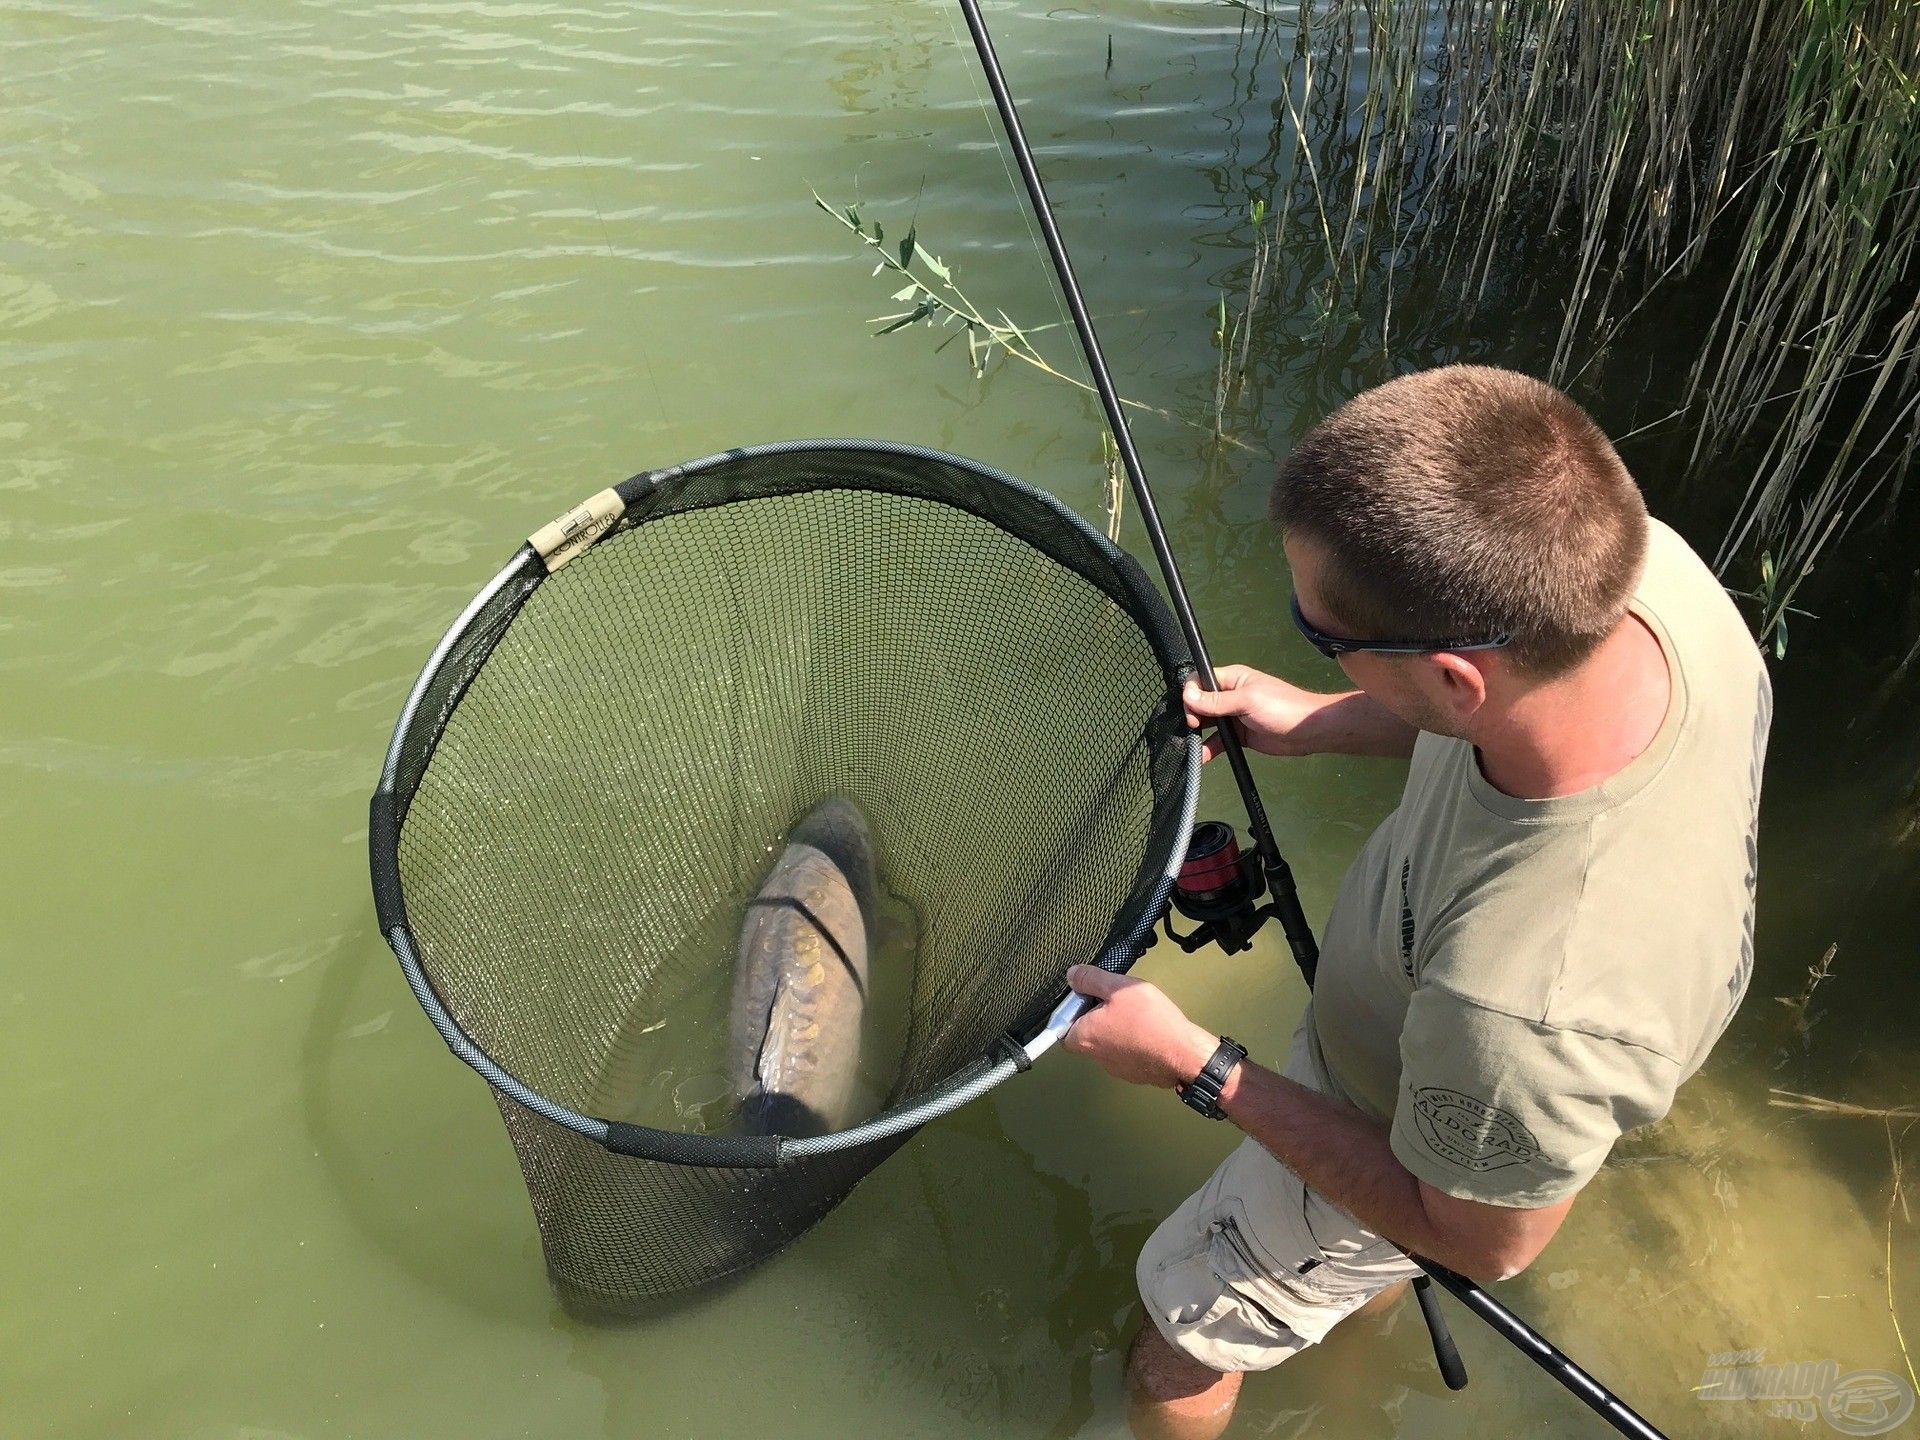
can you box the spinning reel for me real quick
[1155,820,1281,955]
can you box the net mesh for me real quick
[374,442,1193,1312]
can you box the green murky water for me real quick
[5,2,1917,1436]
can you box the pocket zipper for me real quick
[1216,1214,1320,1279]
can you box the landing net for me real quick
[369,440,1198,1313]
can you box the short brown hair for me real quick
[1270,365,1648,675]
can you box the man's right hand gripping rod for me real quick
[1193,668,1320,988]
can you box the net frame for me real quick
[368,439,1201,1174]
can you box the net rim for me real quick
[369,438,1202,1167]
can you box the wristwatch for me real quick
[1178,1036,1247,1120]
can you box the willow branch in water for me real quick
[812,190,1259,478]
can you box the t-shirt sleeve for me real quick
[1389,984,1683,1207]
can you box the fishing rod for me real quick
[952,3,1668,1435]
[949,0,1321,991]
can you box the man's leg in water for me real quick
[1125,1322,1241,1440]
[1353,1279,1408,1319]
[1131,1030,1422,1436]
[1123,1279,1410,1440]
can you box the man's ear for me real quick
[1429,651,1489,719]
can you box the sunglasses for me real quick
[1289,593,1513,661]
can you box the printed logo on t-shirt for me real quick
[1412,1087,1541,1172]
[1728,670,1772,1012]
[1398,857,1416,978]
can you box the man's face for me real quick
[1283,533,1484,739]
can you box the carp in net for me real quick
[369,440,1199,1314]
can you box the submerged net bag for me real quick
[369,440,1198,1313]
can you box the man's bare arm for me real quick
[1183,669,1418,760]
[1287,690,1422,759]
[1061,965,1571,1284]
[1213,1059,1573,1283]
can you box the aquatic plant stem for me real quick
[1887,1118,1917,1394]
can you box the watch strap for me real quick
[1178,1036,1247,1120]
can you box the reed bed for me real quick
[1220,0,1920,641]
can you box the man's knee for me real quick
[1128,1321,1234,1402]
[1126,1322,1242,1440]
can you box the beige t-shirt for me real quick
[1304,519,1772,1208]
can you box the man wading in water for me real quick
[1063,365,1771,1440]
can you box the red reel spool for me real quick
[1176,820,1243,904]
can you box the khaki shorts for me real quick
[1136,1025,1421,1373]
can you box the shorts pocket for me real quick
[1146,1234,1241,1331]
[1300,1187,1403,1275]
[1214,1187,1342,1299]
[1209,1210,1347,1344]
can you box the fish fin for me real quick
[753,972,796,1100]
